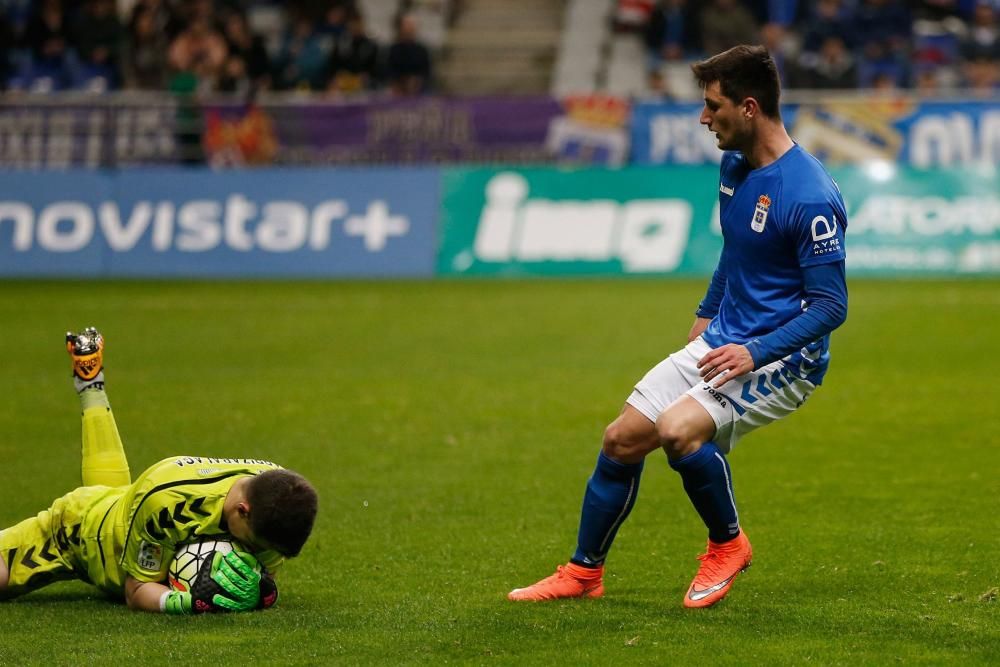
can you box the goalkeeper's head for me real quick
[238,469,318,557]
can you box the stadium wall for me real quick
[1,165,997,278]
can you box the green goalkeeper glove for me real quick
[209,550,262,612]
[162,590,193,615]
[161,586,221,615]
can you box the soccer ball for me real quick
[168,538,241,592]
[167,537,278,611]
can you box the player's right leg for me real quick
[508,405,659,601]
[0,503,79,600]
[67,327,131,487]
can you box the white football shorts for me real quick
[626,336,815,454]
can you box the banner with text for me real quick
[0,96,626,168]
[631,99,1000,167]
[203,95,633,167]
[437,166,1000,276]
[0,102,180,168]
[0,168,439,277]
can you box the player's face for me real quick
[229,505,273,553]
[700,81,749,151]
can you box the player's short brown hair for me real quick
[246,469,318,557]
[691,45,782,119]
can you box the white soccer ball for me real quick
[168,538,239,592]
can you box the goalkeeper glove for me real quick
[161,578,225,615]
[209,550,262,612]
[162,550,263,614]
[162,590,193,615]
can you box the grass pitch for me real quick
[0,278,997,665]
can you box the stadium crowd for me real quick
[630,0,1000,94]
[0,0,432,94]
[1,0,998,95]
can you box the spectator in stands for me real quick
[122,4,169,89]
[168,17,228,91]
[273,12,331,90]
[179,0,220,32]
[870,70,902,91]
[72,0,123,90]
[764,0,800,27]
[799,0,854,53]
[387,12,431,95]
[217,52,251,93]
[328,9,379,94]
[0,9,13,90]
[21,0,76,91]
[855,0,912,87]
[911,0,965,22]
[615,0,656,33]
[795,35,858,88]
[959,0,1000,61]
[699,0,758,57]
[760,21,792,86]
[222,10,272,90]
[128,0,176,37]
[318,1,350,37]
[913,63,944,92]
[959,0,1000,92]
[645,0,697,63]
[644,0,698,95]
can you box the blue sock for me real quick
[571,451,644,567]
[669,442,740,543]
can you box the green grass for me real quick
[0,278,997,665]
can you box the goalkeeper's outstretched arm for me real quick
[124,576,171,613]
[124,551,268,615]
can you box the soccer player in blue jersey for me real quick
[509,44,848,607]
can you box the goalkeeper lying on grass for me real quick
[0,328,318,614]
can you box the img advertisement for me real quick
[437,165,1000,277]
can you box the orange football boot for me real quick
[683,531,752,608]
[508,563,604,601]
[66,327,104,381]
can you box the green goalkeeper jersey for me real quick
[72,456,286,594]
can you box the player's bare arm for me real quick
[124,575,170,612]
[688,317,712,343]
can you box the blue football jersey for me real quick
[701,144,848,385]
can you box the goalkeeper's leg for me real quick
[0,549,7,595]
[67,327,131,487]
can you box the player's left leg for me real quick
[664,357,814,607]
[67,327,131,487]
[658,396,752,608]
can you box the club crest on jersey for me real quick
[751,194,771,233]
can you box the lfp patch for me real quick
[751,194,771,233]
[137,541,163,571]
